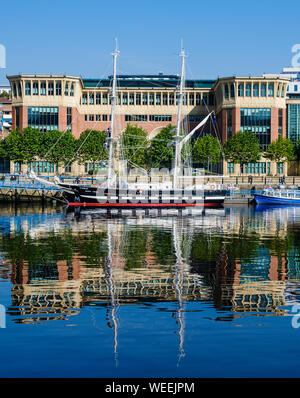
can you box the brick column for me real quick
[58,105,67,131]
[232,107,240,133]
[271,108,278,142]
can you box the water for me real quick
[0,204,300,378]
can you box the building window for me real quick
[89,93,94,105]
[102,93,108,105]
[125,115,147,122]
[240,108,271,151]
[89,114,94,121]
[129,93,134,105]
[202,93,208,105]
[169,93,174,105]
[96,93,101,105]
[209,93,214,106]
[253,84,259,97]
[25,82,31,95]
[14,161,21,173]
[261,84,266,97]
[82,93,88,104]
[238,84,244,97]
[224,84,229,99]
[282,86,285,97]
[96,114,101,121]
[122,93,128,105]
[227,109,232,138]
[149,93,154,105]
[56,82,62,95]
[84,114,88,121]
[246,84,251,97]
[142,93,148,105]
[244,162,266,174]
[33,82,39,96]
[278,108,283,136]
[268,83,274,97]
[149,115,172,122]
[156,94,161,105]
[189,93,194,106]
[277,162,283,174]
[230,84,235,98]
[28,107,59,132]
[227,162,234,174]
[15,107,20,129]
[28,161,57,174]
[67,107,72,131]
[195,94,201,106]
[84,162,105,173]
[13,83,17,97]
[65,162,71,173]
[65,83,69,96]
[103,114,108,121]
[40,82,46,96]
[287,103,300,142]
[18,83,22,97]
[136,93,141,105]
[70,84,74,96]
[163,93,168,105]
[48,82,54,96]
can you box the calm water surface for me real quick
[0,204,300,377]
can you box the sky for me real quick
[0,0,300,85]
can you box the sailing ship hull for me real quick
[254,194,300,205]
[60,184,226,208]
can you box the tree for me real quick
[264,137,294,164]
[223,131,261,172]
[192,134,222,171]
[41,130,76,166]
[76,129,108,167]
[119,124,148,169]
[0,91,10,98]
[147,124,176,168]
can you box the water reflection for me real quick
[1,205,300,362]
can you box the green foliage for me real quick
[42,130,76,165]
[120,124,148,168]
[147,124,176,168]
[264,137,294,163]
[294,140,300,161]
[223,131,261,165]
[3,128,43,163]
[0,91,9,98]
[76,129,108,164]
[192,134,222,167]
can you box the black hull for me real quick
[59,184,226,208]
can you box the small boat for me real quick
[254,188,300,205]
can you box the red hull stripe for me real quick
[68,202,222,208]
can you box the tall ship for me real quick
[31,42,227,208]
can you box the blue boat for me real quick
[254,188,300,205]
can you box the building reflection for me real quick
[2,206,300,326]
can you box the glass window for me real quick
[246,84,251,97]
[82,93,87,104]
[227,162,234,174]
[238,84,244,97]
[102,93,108,105]
[25,82,31,95]
[33,82,39,96]
[27,107,59,132]
[142,93,148,105]
[202,93,207,105]
[196,94,201,106]
[48,82,54,96]
[240,108,271,150]
[65,162,71,173]
[13,83,17,97]
[253,84,259,97]
[96,114,101,121]
[136,93,141,105]
[169,93,174,105]
[224,84,229,99]
[89,114,94,121]
[261,83,266,97]
[70,84,74,96]
[277,162,283,174]
[122,93,128,105]
[129,93,134,105]
[156,93,161,105]
[18,83,22,96]
[40,82,46,96]
[56,82,62,95]
[230,84,235,98]
[89,93,94,105]
[268,83,274,97]
[67,107,72,131]
[65,83,69,96]
[149,93,154,105]
[96,93,101,105]
[163,93,168,105]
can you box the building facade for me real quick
[7,73,290,176]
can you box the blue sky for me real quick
[0,0,299,84]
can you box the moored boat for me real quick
[254,188,300,205]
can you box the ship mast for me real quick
[107,39,119,187]
[173,43,186,189]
